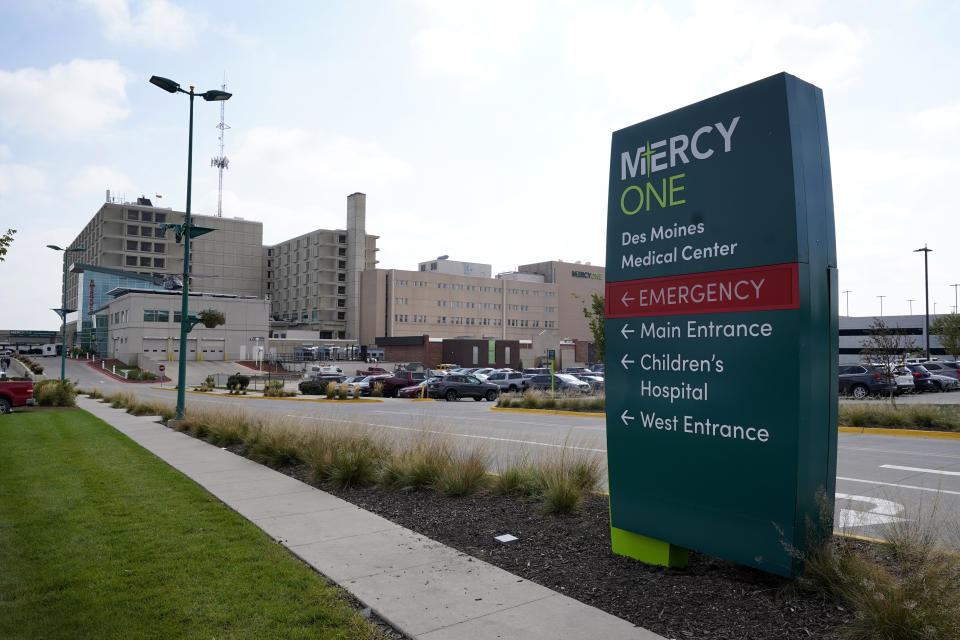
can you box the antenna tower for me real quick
[210,75,230,217]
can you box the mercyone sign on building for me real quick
[604,73,838,577]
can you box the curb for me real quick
[838,425,960,440]
[490,406,605,418]
[147,387,383,403]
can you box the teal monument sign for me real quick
[604,73,838,577]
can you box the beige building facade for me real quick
[67,197,265,309]
[96,289,268,368]
[359,259,605,361]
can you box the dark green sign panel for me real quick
[604,73,838,577]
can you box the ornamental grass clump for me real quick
[325,381,338,399]
[492,460,542,499]
[378,437,453,491]
[263,380,296,397]
[436,449,490,497]
[800,502,960,640]
[839,403,960,432]
[306,431,388,490]
[33,379,77,407]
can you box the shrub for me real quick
[492,462,542,498]
[32,379,77,407]
[351,386,361,399]
[194,376,215,392]
[198,309,226,328]
[326,381,338,399]
[264,380,296,398]
[226,374,250,391]
[298,380,326,395]
[337,383,349,400]
[370,382,384,398]
[321,435,387,489]
[540,477,583,515]
[378,439,452,491]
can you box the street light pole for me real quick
[842,290,852,317]
[952,283,959,315]
[877,295,885,318]
[47,244,85,381]
[915,244,933,361]
[907,299,915,315]
[150,75,231,421]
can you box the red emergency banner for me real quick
[605,263,799,318]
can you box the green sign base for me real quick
[611,526,688,568]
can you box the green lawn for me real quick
[0,409,384,640]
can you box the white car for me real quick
[890,366,916,394]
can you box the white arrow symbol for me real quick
[620,324,634,340]
[621,353,634,370]
[621,291,634,307]
[621,410,634,426]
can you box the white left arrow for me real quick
[621,410,634,426]
[621,291,635,307]
[621,353,634,370]
[620,324,634,340]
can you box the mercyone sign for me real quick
[604,73,838,577]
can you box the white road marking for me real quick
[371,410,605,431]
[837,476,960,496]
[881,464,960,477]
[835,493,907,528]
[840,445,960,460]
[284,414,607,453]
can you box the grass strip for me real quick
[838,403,960,432]
[0,409,386,640]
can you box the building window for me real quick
[141,226,153,236]
[337,299,345,308]
[337,312,345,320]
[126,240,137,250]
[155,213,166,223]
[127,210,139,220]
[338,247,346,257]
[337,286,345,294]
[153,258,165,268]
[154,243,164,253]
[125,256,137,266]
[338,260,346,269]
[144,310,169,322]
[338,235,346,243]
[141,211,153,222]
[140,242,152,252]
[154,227,165,238]
[337,273,345,282]
[127,225,138,236]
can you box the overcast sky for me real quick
[1,0,958,330]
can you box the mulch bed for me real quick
[266,460,847,640]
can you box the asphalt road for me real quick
[62,357,960,542]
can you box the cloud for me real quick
[67,166,137,199]
[0,164,47,195]
[79,0,199,50]
[564,2,864,116]
[413,0,543,81]
[911,100,960,135]
[232,127,413,187]
[0,59,130,137]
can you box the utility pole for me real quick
[952,283,959,314]
[915,244,933,361]
[907,299,915,315]
[842,290,852,317]
[877,295,885,318]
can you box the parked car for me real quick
[302,364,343,380]
[378,370,427,397]
[485,371,528,393]
[471,368,496,380]
[427,374,500,401]
[890,368,915,394]
[356,374,392,395]
[398,379,434,398]
[527,373,591,393]
[522,368,550,380]
[0,380,34,414]
[575,374,605,392]
[929,373,960,392]
[589,363,605,374]
[837,364,896,399]
[917,360,960,381]
[356,366,389,377]
[900,364,938,393]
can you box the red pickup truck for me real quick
[356,366,389,377]
[0,380,34,414]
[378,370,427,397]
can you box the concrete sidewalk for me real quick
[77,397,662,640]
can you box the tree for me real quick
[930,314,960,359]
[576,293,605,363]
[198,309,226,328]
[0,229,16,262]
[859,317,916,407]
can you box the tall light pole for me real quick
[915,244,932,361]
[877,295,885,318]
[952,283,959,314]
[842,290,852,317]
[47,244,85,381]
[907,299,915,315]
[150,75,231,421]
